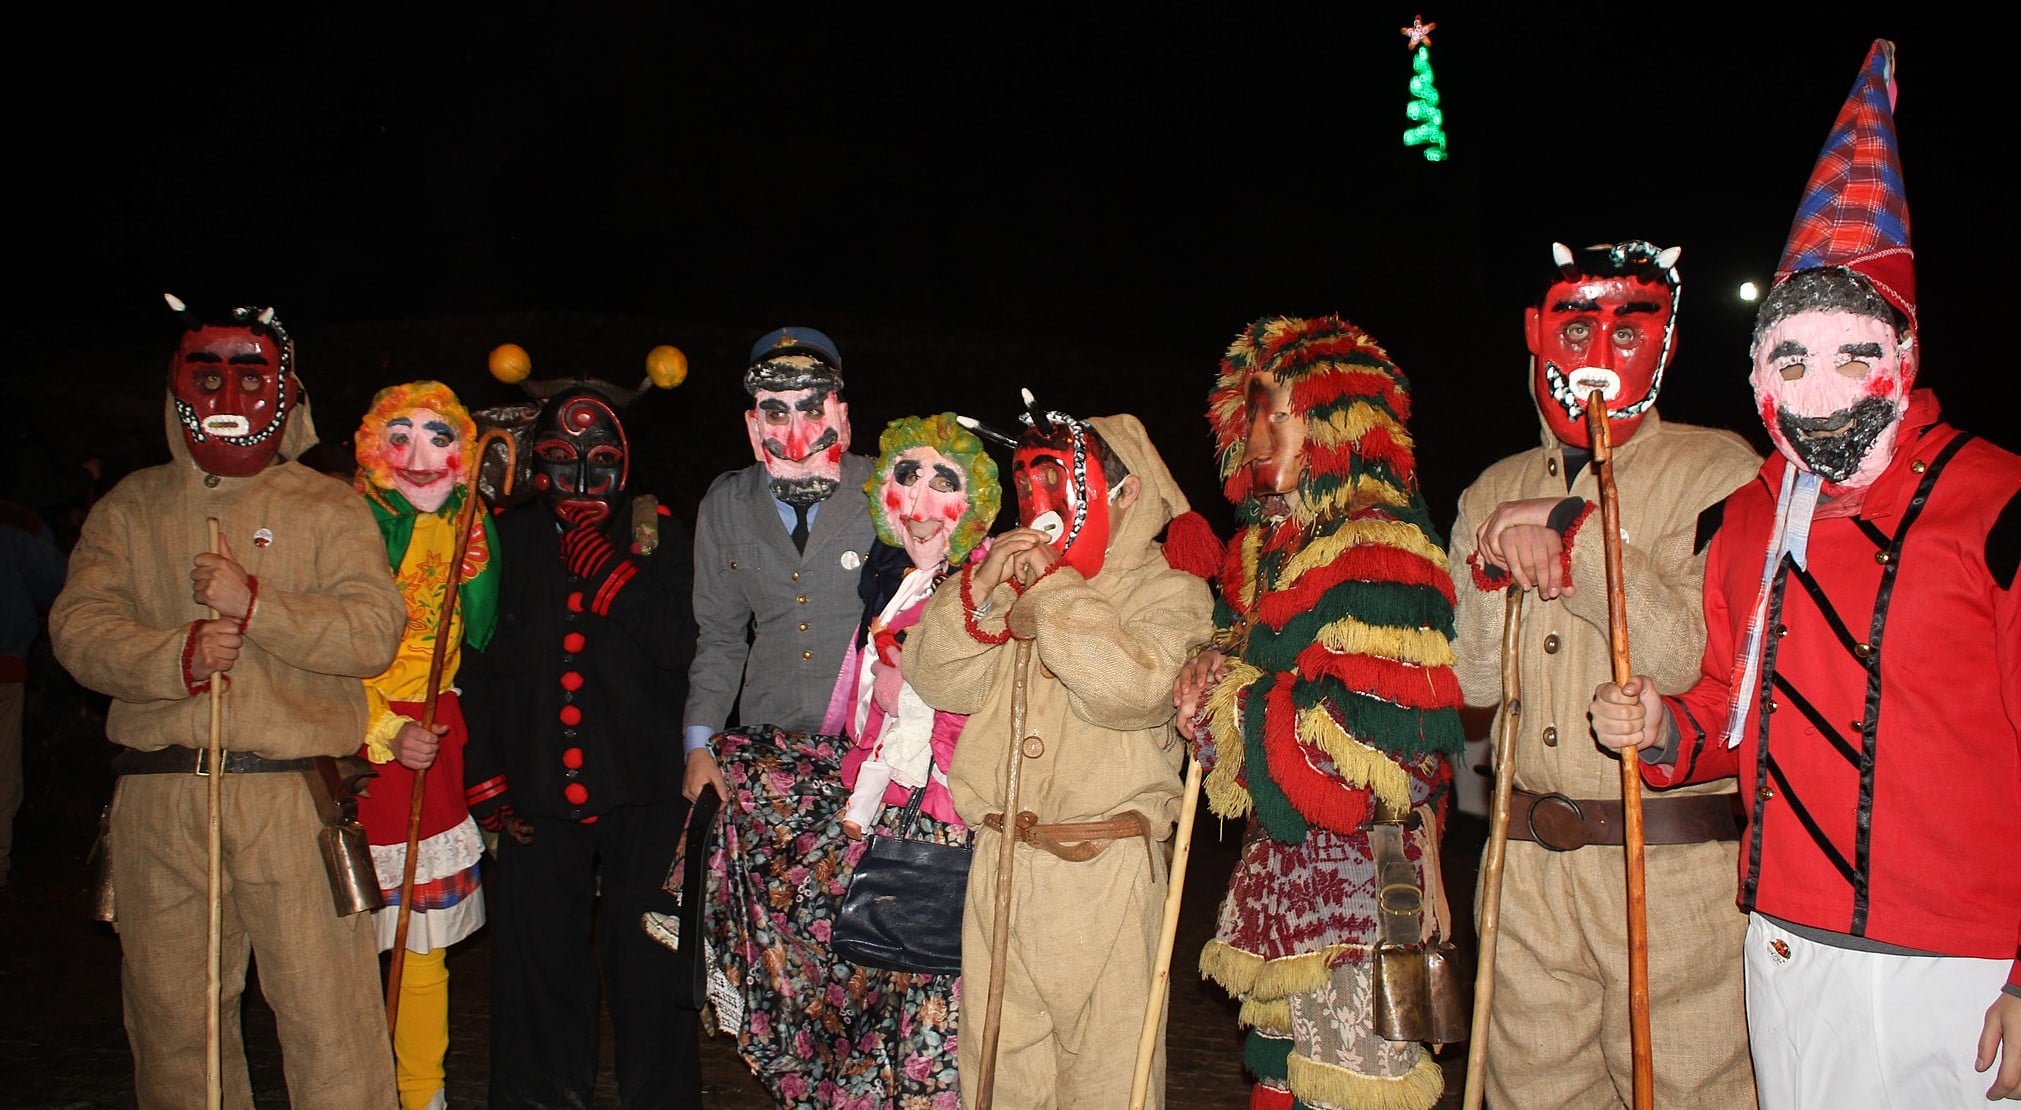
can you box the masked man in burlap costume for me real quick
[903,404,1214,1108]
[1173,315,1469,1110]
[49,296,404,1108]
[1448,240,1761,1108]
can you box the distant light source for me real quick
[1738,281,1760,303]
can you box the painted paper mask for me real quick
[1239,368,1307,495]
[169,308,295,476]
[747,379,850,506]
[530,387,629,528]
[1013,421,1114,579]
[1751,308,1909,487]
[355,381,477,513]
[1527,273,1676,448]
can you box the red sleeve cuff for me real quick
[1467,551,1511,592]
[1557,501,1598,581]
[181,621,214,695]
[960,562,1012,645]
[237,575,260,635]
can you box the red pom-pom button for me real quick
[559,705,583,727]
[560,671,585,692]
[566,592,585,613]
[562,747,584,769]
[564,783,589,805]
[563,632,586,653]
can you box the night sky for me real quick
[16,10,2014,535]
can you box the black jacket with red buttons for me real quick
[461,494,697,822]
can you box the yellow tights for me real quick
[392,947,449,1110]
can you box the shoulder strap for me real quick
[892,786,929,838]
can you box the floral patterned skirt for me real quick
[667,725,965,1109]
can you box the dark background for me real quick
[0,15,2008,1103]
[11,9,2013,536]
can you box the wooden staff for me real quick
[1462,585,1525,1110]
[1588,393,1654,1110]
[204,517,225,1110]
[1128,752,1205,1110]
[385,430,514,1030]
[974,633,1035,1110]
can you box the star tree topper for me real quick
[1401,14,1435,49]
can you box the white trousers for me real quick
[1745,911,2009,1108]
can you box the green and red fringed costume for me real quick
[1193,316,1466,1110]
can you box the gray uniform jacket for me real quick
[684,455,876,736]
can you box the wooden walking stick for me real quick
[1128,752,1205,1110]
[385,430,515,1031]
[1588,393,1655,1110]
[204,517,225,1110]
[1462,584,1525,1110]
[974,633,1035,1110]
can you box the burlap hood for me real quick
[1084,413,1188,575]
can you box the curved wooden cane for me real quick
[1462,585,1524,1110]
[1589,393,1655,1110]
[385,430,515,1032]
[974,634,1035,1110]
[204,517,225,1110]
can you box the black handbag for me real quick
[830,787,970,976]
[670,783,722,1010]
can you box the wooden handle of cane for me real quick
[204,517,225,1110]
[1588,393,1654,1110]
[1462,585,1525,1110]
[975,634,1035,1110]
[387,430,516,1032]
[1128,754,1204,1110]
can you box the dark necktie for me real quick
[790,503,810,554]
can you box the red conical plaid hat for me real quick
[1774,39,1915,327]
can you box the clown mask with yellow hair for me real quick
[354,379,479,513]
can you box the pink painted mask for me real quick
[1750,309,1911,488]
[877,445,971,571]
[356,381,478,513]
[377,407,463,512]
[747,385,850,505]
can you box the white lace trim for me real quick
[369,816,485,885]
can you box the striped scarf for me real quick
[1722,466,1821,747]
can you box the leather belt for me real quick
[982,810,1152,864]
[113,747,319,777]
[1506,788,1743,851]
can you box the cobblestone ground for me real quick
[2,720,1483,1108]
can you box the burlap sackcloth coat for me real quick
[1448,409,1761,1109]
[904,414,1215,1110]
[50,394,404,1109]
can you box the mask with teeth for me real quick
[1525,240,1681,449]
[167,302,297,477]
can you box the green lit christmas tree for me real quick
[1401,15,1448,163]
